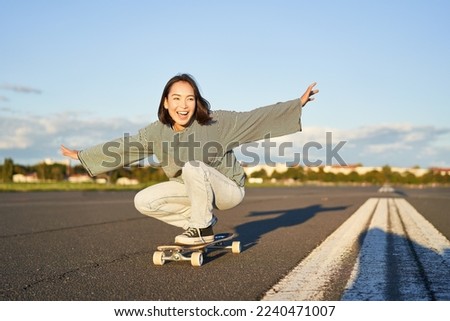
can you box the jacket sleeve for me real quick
[217,98,302,150]
[78,127,153,177]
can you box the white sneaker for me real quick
[174,225,215,245]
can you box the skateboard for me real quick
[152,233,241,267]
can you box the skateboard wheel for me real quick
[153,251,165,265]
[231,241,241,254]
[191,252,203,267]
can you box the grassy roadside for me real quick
[0,181,353,192]
[0,182,151,192]
[1,181,447,192]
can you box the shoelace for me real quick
[182,228,200,237]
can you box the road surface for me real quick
[1,185,449,300]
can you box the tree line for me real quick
[0,158,167,184]
[1,158,449,185]
[248,165,449,185]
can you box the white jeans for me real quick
[134,161,245,229]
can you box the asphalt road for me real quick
[1,185,449,300]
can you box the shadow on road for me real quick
[234,204,348,249]
[342,227,450,300]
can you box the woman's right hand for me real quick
[60,145,80,160]
[300,82,319,107]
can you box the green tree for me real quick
[250,169,268,180]
[363,170,384,184]
[149,167,167,182]
[323,172,337,182]
[283,167,305,181]
[2,158,14,183]
[403,171,419,184]
[109,170,119,183]
[72,164,88,175]
[347,171,361,183]
[50,165,65,181]
[336,173,347,182]
[381,165,392,183]
[34,163,48,180]
[421,171,435,185]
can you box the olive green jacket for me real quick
[78,99,302,187]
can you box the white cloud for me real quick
[0,112,147,164]
[0,125,32,149]
[0,113,449,168]
[235,123,450,168]
[365,142,412,154]
[330,124,449,167]
[0,84,42,94]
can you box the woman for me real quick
[61,74,318,245]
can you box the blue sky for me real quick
[1,0,449,168]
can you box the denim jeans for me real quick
[134,161,245,230]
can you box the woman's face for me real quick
[164,81,196,132]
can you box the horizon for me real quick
[3,156,449,171]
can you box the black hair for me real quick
[158,73,212,126]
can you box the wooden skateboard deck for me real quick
[153,233,241,266]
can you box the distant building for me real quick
[43,158,70,166]
[323,165,429,177]
[95,178,107,184]
[243,163,437,179]
[430,167,450,176]
[116,177,139,185]
[241,163,289,177]
[12,173,40,183]
[68,174,93,183]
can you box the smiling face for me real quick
[164,81,196,132]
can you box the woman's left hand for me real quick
[300,82,319,107]
[60,145,80,160]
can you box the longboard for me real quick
[153,233,241,267]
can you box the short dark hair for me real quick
[158,73,212,126]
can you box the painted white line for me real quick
[262,198,378,301]
[388,199,430,299]
[263,197,450,301]
[342,198,390,300]
[378,185,395,193]
[395,198,450,262]
[395,198,450,300]
[343,198,431,300]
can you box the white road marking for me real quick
[395,198,450,300]
[262,198,377,300]
[378,185,395,193]
[262,198,450,301]
[343,199,430,300]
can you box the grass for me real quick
[0,182,152,192]
[0,181,320,192]
[1,181,446,192]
